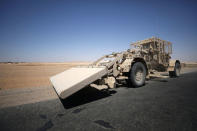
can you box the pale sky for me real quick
[1,0,197,62]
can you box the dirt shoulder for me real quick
[181,67,197,74]
[0,62,90,90]
[0,62,196,90]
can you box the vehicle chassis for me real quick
[90,37,181,89]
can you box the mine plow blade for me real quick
[50,66,107,99]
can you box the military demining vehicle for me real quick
[50,37,181,99]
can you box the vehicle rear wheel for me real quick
[129,62,146,87]
[169,62,181,77]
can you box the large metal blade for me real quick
[50,67,107,99]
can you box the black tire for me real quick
[169,62,181,77]
[169,71,174,77]
[129,62,146,87]
[174,62,181,77]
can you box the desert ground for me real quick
[0,62,90,90]
[0,62,197,90]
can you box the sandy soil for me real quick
[0,62,196,90]
[0,62,90,90]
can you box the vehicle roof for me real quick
[131,37,172,46]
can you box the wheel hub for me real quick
[135,70,143,81]
[176,64,181,76]
[176,68,180,76]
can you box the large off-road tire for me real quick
[129,62,146,87]
[169,62,181,77]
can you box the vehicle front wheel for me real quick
[129,62,146,87]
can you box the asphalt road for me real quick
[1,72,197,131]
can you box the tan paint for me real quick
[50,37,181,99]
[50,67,107,99]
[167,59,177,71]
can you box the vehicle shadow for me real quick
[59,86,116,109]
[147,76,169,82]
[116,80,143,88]
[116,76,169,88]
[59,74,174,109]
